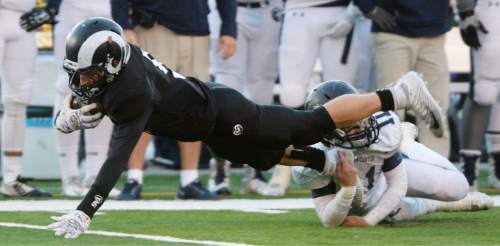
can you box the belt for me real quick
[237,1,269,8]
[312,0,350,8]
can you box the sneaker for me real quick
[118,179,143,200]
[392,71,447,137]
[1,176,52,197]
[241,165,268,195]
[84,176,121,198]
[262,165,291,197]
[208,159,232,195]
[177,180,219,200]
[62,176,86,197]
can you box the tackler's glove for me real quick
[20,7,57,32]
[459,10,488,49]
[48,210,91,239]
[54,94,103,133]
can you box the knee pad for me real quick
[473,82,498,106]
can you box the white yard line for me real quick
[0,222,254,246]
[0,196,499,213]
[0,198,315,212]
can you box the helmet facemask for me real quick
[323,116,379,149]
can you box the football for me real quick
[70,96,104,115]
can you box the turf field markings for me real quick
[0,222,254,246]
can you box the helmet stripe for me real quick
[77,30,127,69]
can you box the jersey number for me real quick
[141,50,185,79]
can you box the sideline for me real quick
[0,222,254,246]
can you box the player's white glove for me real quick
[54,94,103,133]
[325,5,357,38]
[48,210,91,239]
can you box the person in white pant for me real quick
[0,0,52,197]
[209,0,286,196]
[292,81,492,227]
[279,0,361,109]
[457,0,500,190]
[48,0,119,197]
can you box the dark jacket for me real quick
[354,0,452,37]
[111,0,237,38]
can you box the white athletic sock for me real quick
[180,169,199,187]
[1,102,27,184]
[127,169,144,184]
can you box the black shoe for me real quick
[117,179,142,200]
[176,180,219,200]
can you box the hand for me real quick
[341,215,370,227]
[325,6,355,38]
[366,7,396,31]
[459,11,488,49]
[335,150,357,187]
[218,35,237,60]
[124,29,139,45]
[20,7,57,32]
[54,94,103,133]
[48,210,91,239]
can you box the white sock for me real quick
[180,169,198,187]
[127,169,144,184]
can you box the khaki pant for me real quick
[135,24,210,81]
[374,32,450,157]
[135,24,210,170]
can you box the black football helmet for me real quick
[305,80,379,149]
[63,17,130,101]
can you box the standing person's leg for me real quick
[374,33,416,87]
[83,116,118,197]
[319,7,359,85]
[0,10,50,197]
[118,133,150,200]
[414,35,451,157]
[246,3,285,196]
[209,11,249,195]
[53,6,85,197]
[118,24,177,200]
[487,100,500,188]
[176,33,217,200]
[279,6,321,108]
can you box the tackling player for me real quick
[48,17,446,238]
[292,81,493,227]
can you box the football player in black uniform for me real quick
[48,17,446,238]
